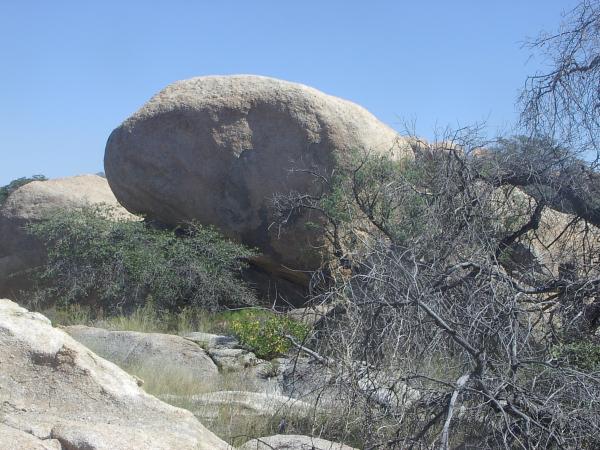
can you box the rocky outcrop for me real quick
[0,299,228,450]
[64,325,219,382]
[238,434,358,450]
[183,331,282,394]
[104,75,411,301]
[0,175,134,298]
[184,331,260,371]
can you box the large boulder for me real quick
[0,299,228,450]
[0,174,133,298]
[104,75,410,298]
[63,325,219,382]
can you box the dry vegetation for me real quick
[12,2,599,448]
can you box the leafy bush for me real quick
[552,340,600,372]
[27,205,257,312]
[0,175,47,206]
[231,311,309,359]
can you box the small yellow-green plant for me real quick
[231,312,309,359]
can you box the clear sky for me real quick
[0,0,578,185]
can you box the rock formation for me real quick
[0,175,134,298]
[104,75,411,301]
[63,325,219,382]
[0,299,228,450]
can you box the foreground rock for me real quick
[64,325,219,382]
[239,434,358,450]
[105,75,411,302]
[0,175,134,298]
[0,299,228,450]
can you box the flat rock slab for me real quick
[162,390,313,420]
[0,299,228,450]
[239,434,359,450]
[64,325,219,381]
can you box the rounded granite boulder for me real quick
[105,75,410,287]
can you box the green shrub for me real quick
[552,340,600,372]
[27,205,257,313]
[0,175,47,206]
[231,311,309,359]
[317,150,428,246]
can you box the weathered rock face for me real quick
[0,299,228,450]
[238,434,359,450]
[0,175,133,298]
[492,186,600,278]
[104,75,409,291]
[63,325,219,382]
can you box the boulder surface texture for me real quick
[0,175,132,298]
[0,299,228,450]
[104,75,409,284]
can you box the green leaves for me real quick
[321,149,428,245]
[27,205,257,313]
[552,340,600,372]
[231,311,309,359]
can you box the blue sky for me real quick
[0,0,578,185]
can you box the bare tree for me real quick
[270,4,600,447]
[520,0,600,162]
[505,0,600,230]
[273,130,600,449]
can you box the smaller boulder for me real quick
[0,174,135,298]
